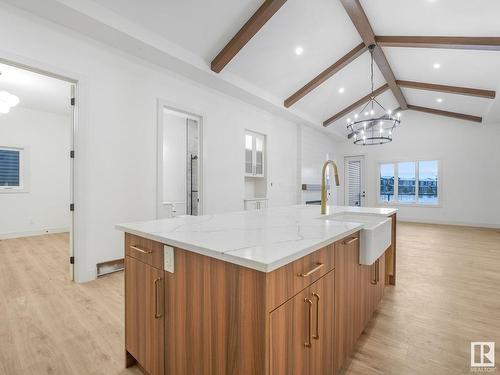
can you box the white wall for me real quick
[337,110,500,228]
[298,125,341,204]
[0,106,70,238]
[0,4,331,281]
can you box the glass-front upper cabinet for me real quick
[245,130,266,178]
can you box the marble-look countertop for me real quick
[116,205,397,273]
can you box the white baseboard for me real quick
[0,227,70,240]
[398,217,500,229]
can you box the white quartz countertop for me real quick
[116,205,397,273]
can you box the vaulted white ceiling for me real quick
[6,0,500,137]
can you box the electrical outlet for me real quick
[164,245,174,273]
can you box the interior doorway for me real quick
[344,155,366,207]
[157,103,202,219]
[0,60,77,280]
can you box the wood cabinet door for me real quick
[125,256,164,375]
[360,253,386,328]
[270,270,334,375]
[334,234,362,373]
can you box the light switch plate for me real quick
[164,245,174,273]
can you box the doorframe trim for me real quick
[0,51,85,281]
[156,98,204,218]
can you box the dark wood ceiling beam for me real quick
[376,36,500,51]
[211,0,287,73]
[323,84,389,126]
[284,43,367,108]
[396,80,496,99]
[407,104,482,123]
[339,0,407,110]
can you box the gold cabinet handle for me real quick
[130,245,153,254]
[312,293,320,340]
[370,261,377,285]
[298,263,324,277]
[154,278,163,319]
[304,298,313,348]
[370,258,380,285]
[342,237,358,245]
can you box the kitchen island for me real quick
[117,205,397,375]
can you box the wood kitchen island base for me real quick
[124,227,393,375]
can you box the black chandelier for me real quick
[346,44,401,145]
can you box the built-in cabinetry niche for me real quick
[244,130,268,210]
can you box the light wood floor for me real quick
[0,224,499,374]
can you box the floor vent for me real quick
[97,258,124,277]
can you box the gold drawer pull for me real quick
[304,298,313,348]
[298,262,324,277]
[130,245,153,254]
[312,293,320,340]
[342,237,358,245]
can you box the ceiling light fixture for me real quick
[0,91,19,114]
[346,45,401,146]
[433,63,441,69]
[436,98,443,103]
[295,46,303,55]
[338,87,345,94]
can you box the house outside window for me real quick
[379,160,439,205]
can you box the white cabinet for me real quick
[244,198,268,211]
[245,131,265,178]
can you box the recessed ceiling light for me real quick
[338,87,345,94]
[433,63,441,69]
[295,46,303,55]
[427,0,438,3]
[436,98,443,103]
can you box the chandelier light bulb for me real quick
[361,129,364,135]
[354,114,358,119]
[387,109,392,115]
[397,112,401,118]
[364,111,369,116]
[370,109,374,115]
[346,118,351,123]
[379,128,383,133]
[363,122,367,128]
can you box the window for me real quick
[378,160,439,205]
[0,147,24,190]
[379,163,395,202]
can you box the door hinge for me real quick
[70,150,75,158]
[70,256,75,264]
[70,203,75,211]
[71,97,75,106]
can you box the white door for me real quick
[344,156,366,207]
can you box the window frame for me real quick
[377,159,441,207]
[0,146,29,193]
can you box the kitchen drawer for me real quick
[266,242,335,312]
[125,233,164,270]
